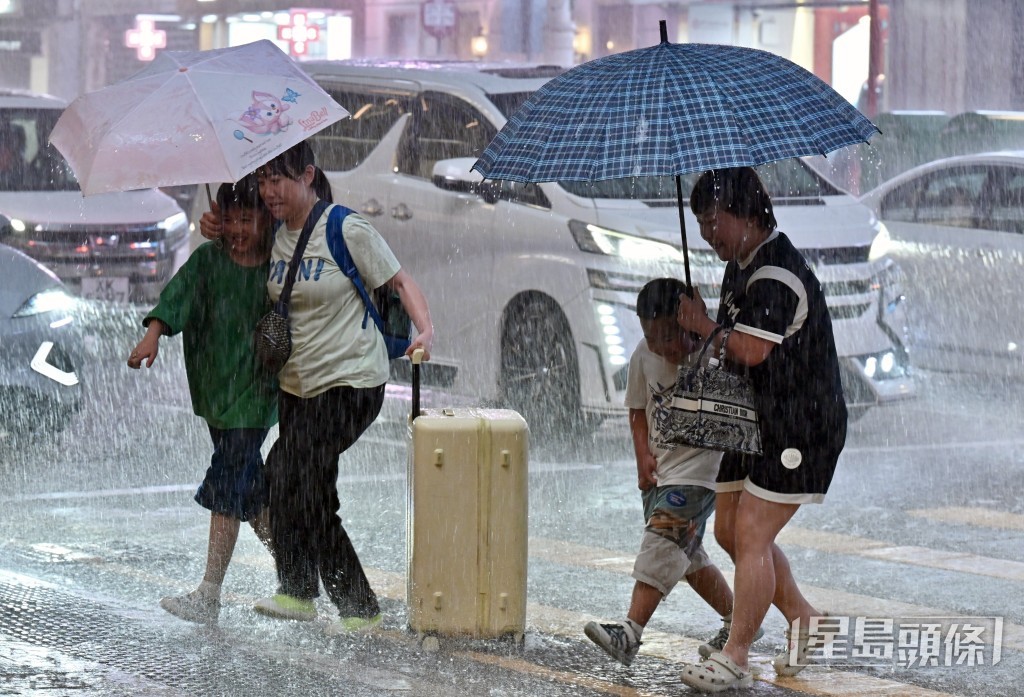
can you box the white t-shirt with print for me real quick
[269,205,401,398]
[624,339,721,488]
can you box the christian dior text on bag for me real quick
[666,326,763,456]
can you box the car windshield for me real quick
[558,158,841,201]
[486,91,537,121]
[0,107,79,192]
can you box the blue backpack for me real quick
[324,205,412,360]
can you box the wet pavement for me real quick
[1,303,1022,696]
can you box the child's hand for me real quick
[199,201,222,241]
[127,337,159,369]
[637,450,658,491]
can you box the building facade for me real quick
[0,0,1021,114]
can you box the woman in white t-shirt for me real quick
[201,140,433,635]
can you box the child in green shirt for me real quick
[128,174,277,624]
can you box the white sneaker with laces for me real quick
[583,621,641,666]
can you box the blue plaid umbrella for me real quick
[472,21,878,286]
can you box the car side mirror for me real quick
[431,157,499,204]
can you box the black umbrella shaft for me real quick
[659,20,668,44]
[675,174,692,292]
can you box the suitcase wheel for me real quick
[419,633,441,653]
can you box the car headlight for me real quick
[13,288,78,318]
[868,221,891,261]
[158,212,188,242]
[569,219,684,262]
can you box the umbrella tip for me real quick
[659,20,668,43]
[178,67,188,72]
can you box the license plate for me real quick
[81,277,130,302]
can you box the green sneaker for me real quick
[324,613,383,636]
[253,594,317,621]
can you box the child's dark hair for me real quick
[689,167,777,232]
[216,172,266,214]
[255,140,334,203]
[637,277,687,320]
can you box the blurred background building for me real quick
[0,0,1022,116]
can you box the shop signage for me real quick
[422,0,457,40]
[0,30,40,53]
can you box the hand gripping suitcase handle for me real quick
[411,347,425,421]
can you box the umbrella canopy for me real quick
[51,40,349,196]
[473,26,878,183]
[472,22,878,287]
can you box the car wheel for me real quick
[501,295,583,443]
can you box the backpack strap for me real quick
[325,204,386,333]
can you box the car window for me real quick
[914,166,987,228]
[310,89,412,172]
[878,180,922,222]
[986,166,1024,234]
[398,92,497,179]
[0,108,78,192]
[493,180,551,209]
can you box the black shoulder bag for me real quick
[254,199,330,374]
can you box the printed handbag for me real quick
[666,326,763,456]
[253,200,330,373]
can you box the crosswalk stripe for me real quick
[777,524,1024,583]
[906,506,1024,531]
[526,537,1024,654]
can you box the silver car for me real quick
[0,242,83,439]
[0,89,189,304]
[860,150,1024,377]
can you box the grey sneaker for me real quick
[698,620,765,659]
[160,590,220,624]
[584,621,640,666]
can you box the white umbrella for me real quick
[51,40,349,196]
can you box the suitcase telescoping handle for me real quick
[411,347,424,421]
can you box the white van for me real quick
[300,61,914,436]
[0,89,188,304]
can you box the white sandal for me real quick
[680,652,753,693]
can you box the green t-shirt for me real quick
[145,242,278,430]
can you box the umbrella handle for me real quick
[674,174,692,292]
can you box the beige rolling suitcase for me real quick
[406,350,529,644]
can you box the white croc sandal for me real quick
[680,652,753,693]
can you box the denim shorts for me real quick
[632,484,717,596]
[194,426,270,521]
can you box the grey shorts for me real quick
[632,485,716,597]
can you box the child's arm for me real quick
[629,407,658,491]
[127,319,166,369]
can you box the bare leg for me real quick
[626,581,663,627]
[712,491,741,561]
[720,491,809,670]
[684,564,734,618]
[202,512,242,586]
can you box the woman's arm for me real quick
[385,268,434,360]
[676,286,774,367]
